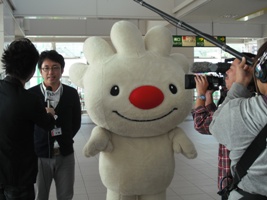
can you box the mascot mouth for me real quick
[112,108,178,122]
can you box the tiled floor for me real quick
[48,114,221,200]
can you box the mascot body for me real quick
[69,21,197,200]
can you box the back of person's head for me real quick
[1,38,39,80]
[254,42,267,63]
[38,50,65,70]
[253,41,267,84]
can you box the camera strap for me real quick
[230,123,267,191]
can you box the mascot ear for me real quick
[171,53,190,73]
[84,36,114,64]
[69,63,88,88]
[144,25,172,56]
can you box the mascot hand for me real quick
[83,126,113,157]
[171,128,197,159]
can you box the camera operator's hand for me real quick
[236,57,254,87]
[194,75,215,107]
[194,75,209,96]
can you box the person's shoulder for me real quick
[27,85,44,102]
[28,84,41,92]
[22,88,41,103]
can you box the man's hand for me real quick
[46,107,55,116]
[236,57,254,87]
[194,75,209,95]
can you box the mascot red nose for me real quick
[129,85,164,109]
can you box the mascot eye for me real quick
[169,84,177,94]
[110,85,120,96]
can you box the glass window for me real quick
[27,42,86,89]
[35,43,53,53]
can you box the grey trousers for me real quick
[35,153,75,200]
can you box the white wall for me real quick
[0,0,26,75]
[12,0,172,19]
[263,25,267,38]
[25,19,147,37]
[0,3,3,74]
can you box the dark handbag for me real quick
[217,124,267,200]
[217,176,232,200]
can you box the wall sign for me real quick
[173,35,226,47]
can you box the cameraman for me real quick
[209,43,267,199]
[191,52,255,200]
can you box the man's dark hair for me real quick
[253,42,267,67]
[1,38,39,80]
[38,50,65,70]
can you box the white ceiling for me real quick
[5,0,267,41]
[173,0,267,24]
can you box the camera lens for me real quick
[185,74,196,89]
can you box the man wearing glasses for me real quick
[28,50,81,200]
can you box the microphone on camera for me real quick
[45,86,53,108]
[191,62,231,74]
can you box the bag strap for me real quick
[230,123,267,190]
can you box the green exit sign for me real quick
[173,35,226,47]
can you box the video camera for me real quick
[185,74,225,90]
[185,61,232,90]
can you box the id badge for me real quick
[51,127,62,137]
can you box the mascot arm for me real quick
[83,126,113,157]
[169,127,197,159]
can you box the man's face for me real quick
[225,58,241,90]
[40,58,63,87]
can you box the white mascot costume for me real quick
[69,20,197,200]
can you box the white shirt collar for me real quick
[41,83,63,108]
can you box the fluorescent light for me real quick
[237,7,267,21]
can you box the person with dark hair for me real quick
[28,50,81,200]
[210,42,267,199]
[191,52,256,200]
[0,38,55,200]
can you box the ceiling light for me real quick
[237,7,267,21]
[24,16,87,20]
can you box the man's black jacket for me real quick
[0,76,55,186]
[29,84,81,158]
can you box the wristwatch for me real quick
[196,95,206,101]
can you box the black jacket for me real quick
[0,76,55,186]
[29,84,81,158]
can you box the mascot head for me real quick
[69,20,193,137]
